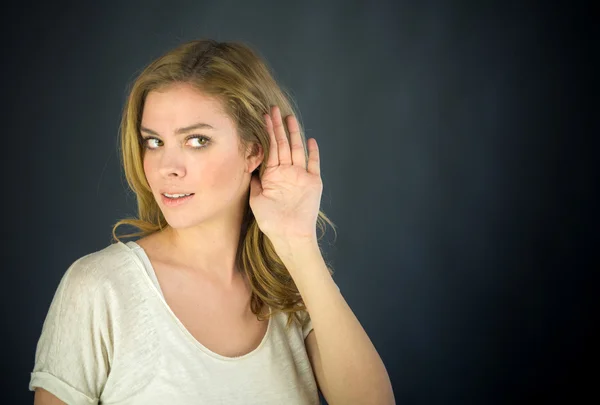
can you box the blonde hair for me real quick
[111,39,337,331]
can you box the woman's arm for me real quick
[276,238,396,405]
[34,388,67,405]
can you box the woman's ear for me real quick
[246,143,264,173]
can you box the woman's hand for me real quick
[249,105,323,245]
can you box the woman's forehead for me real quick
[141,87,233,132]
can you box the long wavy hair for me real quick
[111,39,337,331]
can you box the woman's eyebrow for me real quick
[140,122,216,136]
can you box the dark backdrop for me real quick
[1,1,595,404]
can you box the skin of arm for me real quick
[278,238,396,405]
[34,388,67,405]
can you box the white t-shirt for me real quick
[29,241,327,404]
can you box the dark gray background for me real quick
[2,1,595,404]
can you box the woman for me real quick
[30,40,395,405]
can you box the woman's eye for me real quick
[188,136,210,148]
[145,138,161,149]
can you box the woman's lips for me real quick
[161,193,194,207]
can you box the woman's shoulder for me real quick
[72,240,135,268]
[30,241,160,402]
[61,241,146,296]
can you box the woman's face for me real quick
[140,83,262,229]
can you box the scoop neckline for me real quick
[117,240,273,362]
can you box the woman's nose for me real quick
[158,152,186,178]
